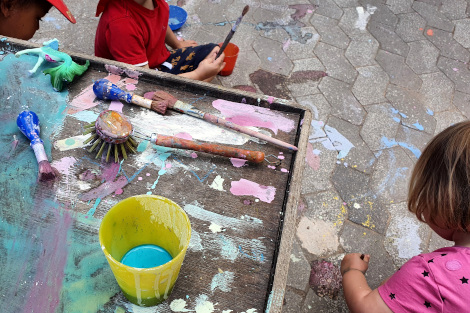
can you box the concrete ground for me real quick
[32,0,469,311]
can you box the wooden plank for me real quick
[0,37,310,313]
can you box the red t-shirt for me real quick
[94,0,170,68]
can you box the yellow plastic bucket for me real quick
[99,195,191,306]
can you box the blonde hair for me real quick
[408,121,470,231]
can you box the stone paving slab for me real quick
[29,0,470,311]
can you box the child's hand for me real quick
[341,253,370,276]
[176,38,198,49]
[194,50,226,80]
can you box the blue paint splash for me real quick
[412,122,424,131]
[381,137,421,158]
[426,108,434,116]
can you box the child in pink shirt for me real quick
[341,121,470,313]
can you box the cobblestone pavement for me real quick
[33,0,469,311]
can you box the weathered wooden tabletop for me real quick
[0,37,310,313]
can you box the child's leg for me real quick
[159,43,220,79]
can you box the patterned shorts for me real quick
[158,43,218,74]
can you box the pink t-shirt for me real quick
[378,247,470,312]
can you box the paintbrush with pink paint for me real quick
[93,79,297,151]
[152,90,298,151]
[17,111,59,182]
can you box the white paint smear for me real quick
[309,120,355,159]
[296,216,339,255]
[128,110,253,146]
[210,271,234,292]
[183,202,263,232]
[209,223,223,233]
[170,299,191,312]
[209,175,225,191]
[355,5,377,30]
[189,229,203,251]
[54,134,90,151]
[389,214,422,259]
[194,295,215,313]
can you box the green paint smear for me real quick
[0,53,69,309]
[0,52,119,312]
[59,226,118,313]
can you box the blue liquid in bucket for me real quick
[121,244,173,268]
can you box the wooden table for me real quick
[0,37,310,313]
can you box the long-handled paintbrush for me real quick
[93,79,297,151]
[83,110,265,163]
[215,5,249,59]
[17,111,59,182]
[152,91,299,151]
[93,79,169,114]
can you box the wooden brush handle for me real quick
[152,134,265,163]
[203,113,298,151]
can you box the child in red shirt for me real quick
[95,0,225,82]
[0,0,75,40]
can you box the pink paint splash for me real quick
[52,156,77,176]
[106,74,122,84]
[124,78,138,85]
[115,188,123,195]
[230,178,276,203]
[191,152,198,158]
[166,163,172,169]
[268,165,276,170]
[124,69,142,79]
[68,74,120,114]
[105,64,124,76]
[230,158,247,168]
[79,176,128,201]
[212,99,295,135]
[126,84,136,91]
[144,91,155,99]
[306,142,320,170]
[282,39,291,52]
[100,162,120,182]
[175,132,193,140]
[22,209,73,313]
[281,168,289,173]
[108,100,124,112]
[79,170,96,181]
[266,96,275,104]
[67,85,97,114]
[7,135,19,159]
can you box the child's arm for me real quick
[165,27,197,49]
[341,253,393,313]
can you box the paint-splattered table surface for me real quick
[0,38,310,312]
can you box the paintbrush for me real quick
[152,91,298,151]
[17,111,59,182]
[93,79,297,151]
[215,5,249,59]
[83,110,265,163]
[93,79,169,115]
